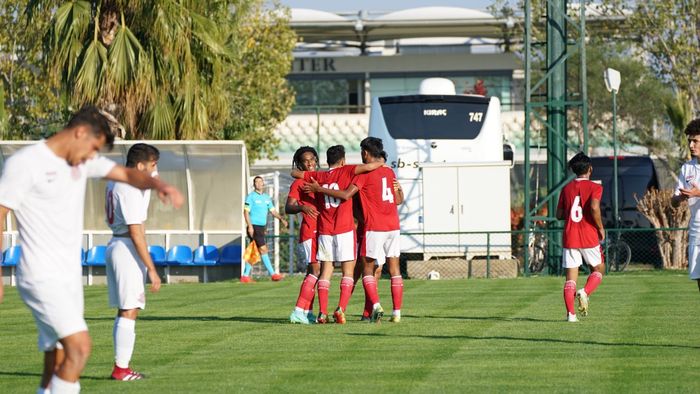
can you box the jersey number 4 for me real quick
[570,196,583,223]
[382,177,394,203]
[323,183,341,209]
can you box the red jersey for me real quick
[557,178,603,248]
[352,166,400,232]
[304,165,357,235]
[288,179,317,243]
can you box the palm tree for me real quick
[30,0,233,139]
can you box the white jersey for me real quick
[0,141,116,283]
[105,181,150,234]
[674,158,700,237]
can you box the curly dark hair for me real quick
[292,146,319,171]
[684,119,700,136]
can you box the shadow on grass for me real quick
[0,371,111,381]
[419,315,560,323]
[85,316,287,324]
[346,333,700,350]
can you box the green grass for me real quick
[1,272,699,393]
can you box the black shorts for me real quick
[252,225,267,247]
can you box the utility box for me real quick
[421,162,511,259]
[369,78,512,260]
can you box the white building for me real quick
[257,6,525,168]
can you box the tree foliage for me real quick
[219,4,296,162]
[578,41,672,157]
[0,0,65,139]
[605,0,700,112]
[22,0,295,160]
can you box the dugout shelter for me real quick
[0,140,249,285]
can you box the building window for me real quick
[289,78,365,113]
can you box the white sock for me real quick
[294,306,304,313]
[373,303,381,310]
[49,375,80,394]
[113,317,136,369]
[37,387,51,394]
[393,310,401,317]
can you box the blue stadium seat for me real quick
[2,245,21,267]
[148,245,167,266]
[193,245,218,266]
[218,244,242,265]
[81,248,86,265]
[166,245,193,265]
[85,246,107,266]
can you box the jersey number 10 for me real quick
[323,183,340,209]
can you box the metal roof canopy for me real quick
[289,6,628,45]
[291,7,510,42]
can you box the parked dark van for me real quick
[591,156,661,265]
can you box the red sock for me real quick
[295,274,318,310]
[318,280,330,315]
[362,276,380,305]
[338,277,354,311]
[391,276,403,312]
[584,272,603,295]
[564,280,576,315]
[363,293,372,318]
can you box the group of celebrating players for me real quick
[283,137,404,324]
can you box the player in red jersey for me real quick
[556,152,605,322]
[291,145,382,323]
[307,137,404,323]
[286,147,321,324]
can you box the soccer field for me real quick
[1,272,699,393]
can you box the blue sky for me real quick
[278,1,500,13]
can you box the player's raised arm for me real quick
[393,179,404,205]
[291,169,305,179]
[305,178,359,201]
[105,166,183,208]
[354,160,383,175]
[285,195,318,218]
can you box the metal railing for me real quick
[259,227,689,278]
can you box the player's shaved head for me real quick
[126,143,160,168]
[568,152,592,176]
[65,105,116,150]
[326,145,345,166]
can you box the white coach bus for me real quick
[369,78,511,260]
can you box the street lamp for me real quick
[604,68,621,229]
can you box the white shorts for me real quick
[362,230,401,266]
[106,238,147,310]
[687,237,700,280]
[562,246,603,269]
[18,274,87,352]
[298,238,318,265]
[317,230,355,262]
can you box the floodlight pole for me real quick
[612,89,619,229]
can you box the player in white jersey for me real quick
[672,118,700,293]
[105,143,161,381]
[0,106,183,394]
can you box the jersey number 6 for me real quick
[570,196,583,223]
